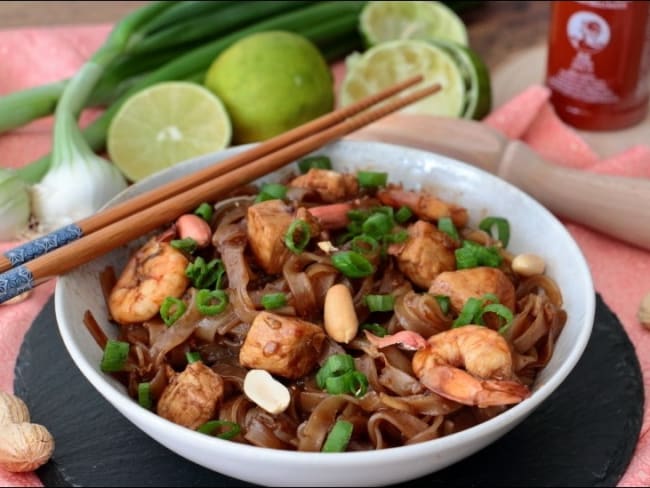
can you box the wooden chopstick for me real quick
[0,80,441,304]
[0,75,425,274]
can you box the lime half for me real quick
[340,40,466,118]
[428,38,492,119]
[107,81,232,182]
[360,1,469,48]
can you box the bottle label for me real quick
[547,9,619,103]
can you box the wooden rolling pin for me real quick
[346,113,650,252]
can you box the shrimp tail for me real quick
[418,365,530,407]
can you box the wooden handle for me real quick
[498,141,650,251]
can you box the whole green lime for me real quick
[204,31,335,144]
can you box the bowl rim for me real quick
[54,139,595,465]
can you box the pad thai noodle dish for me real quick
[88,155,567,452]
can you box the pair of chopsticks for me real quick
[0,75,440,304]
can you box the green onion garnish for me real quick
[324,370,368,397]
[438,217,459,240]
[455,240,503,269]
[350,235,379,255]
[298,155,332,173]
[481,304,514,334]
[197,420,241,440]
[194,202,213,223]
[347,209,370,222]
[255,183,287,203]
[284,219,311,254]
[360,323,388,337]
[170,237,198,254]
[196,289,228,315]
[186,351,202,364]
[479,216,510,248]
[357,171,388,188]
[433,295,451,315]
[160,296,186,326]
[261,292,287,310]
[185,257,225,289]
[322,420,354,452]
[365,294,395,312]
[362,212,393,238]
[138,382,152,410]
[395,206,413,223]
[100,340,130,372]
[382,230,408,244]
[452,297,484,328]
[331,251,375,278]
[316,354,356,389]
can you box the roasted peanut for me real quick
[324,284,359,343]
[0,391,30,425]
[176,214,212,248]
[0,423,55,473]
[243,369,291,415]
[511,253,545,277]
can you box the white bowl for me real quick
[55,140,595,487]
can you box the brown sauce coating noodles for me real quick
[93,165,568,452]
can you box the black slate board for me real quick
[14,293,644,487]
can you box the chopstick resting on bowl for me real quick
[0,78,442,304]
[0,75,426,275]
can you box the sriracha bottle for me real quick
[545,1,650,131]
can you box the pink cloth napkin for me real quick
[1,23,650,487]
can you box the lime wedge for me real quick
[360,1,469,48]
[107,81,232,182]
[340,40,466,118]
[429,38,492,119]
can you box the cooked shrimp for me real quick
[378,188,468,227]
[108,236,190,325]
[412,326,530,407]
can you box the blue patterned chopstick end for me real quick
[4,224,83,267]
[0,266,34,303]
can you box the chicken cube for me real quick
[239,311,326,379]
[389,220,456,289]
[156,361,224,430]
[428,267,516,314]
[289,169,358,203]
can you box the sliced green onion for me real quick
[455,240,502,269]
[322,420,354,452]
[261,292,287,310]
[331,251,375,278]
[298,155,332,173]
[479,216,510,248]
[395,206,413,223]
[481,303,514,332]
[100,340,130,372]
[160,296,186,326]
[433,295,450,315]
[186,351,202,364]
[137,382,152,410]
[186,257,225,289]
[382,230,408,244]
[347,209,369,222]
[170,237,198,254]
[197,420,241,440]
[194,202,213,223]
[452,297,484,328]
[284,219,311,254]
[255,183,287,203]
[316,354,356,389]
[360,323,388,337]
[350,234,379,255]
[196,289,228,315]
[357,171,388,188]
[362,212,393,238]
[365,294,395,312]
[438,217,459,240]
[481,293,500,304]
[325,370,368,397]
